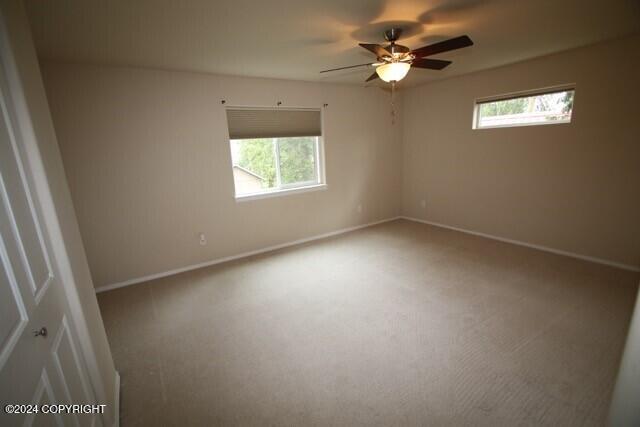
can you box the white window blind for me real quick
[226,108,322,139]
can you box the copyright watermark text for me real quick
[4,404,106,415]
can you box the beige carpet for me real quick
[97,219,639,426]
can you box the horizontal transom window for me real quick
[226,108,324,199]
[474,87,575,129]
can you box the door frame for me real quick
[0,2,119,426]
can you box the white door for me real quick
[0,55,100,426]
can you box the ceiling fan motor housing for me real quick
[387,44,410,57]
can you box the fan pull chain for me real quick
[391,81,396,124]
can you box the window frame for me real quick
[226,106,326,201]
[472,84,576,130]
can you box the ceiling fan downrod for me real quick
[384,28,402,43]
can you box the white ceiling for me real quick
[25,0,640,88]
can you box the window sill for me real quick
[235,183,327,202]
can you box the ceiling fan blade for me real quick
[320,62,374,73]
[359,43,391,58]
[365,72,379,82]
[411,58,452,70]
[411,35,473,58]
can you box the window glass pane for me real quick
[230,136,321,197]
[477,89,574,128]
[278,137,317,185]
[230,138,277,195]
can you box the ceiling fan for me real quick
[320,28,473,83]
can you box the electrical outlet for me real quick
[357,204,363,213]
[199,232,207,246]
[420,199,426,209]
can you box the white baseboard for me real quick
[96,216,401,293]
[401,216,640,272]
[113,371,120,427]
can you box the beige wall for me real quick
[41,63,403,288]
[402,35,640,268]
[1,0,116,422]
[41,34,640,291]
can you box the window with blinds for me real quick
[226,108,325,199]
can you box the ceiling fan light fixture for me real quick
[375,62,410,82]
